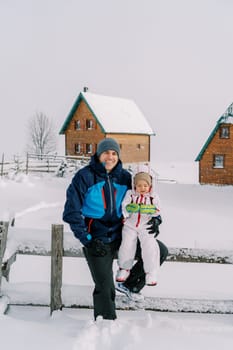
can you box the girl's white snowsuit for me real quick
[118,190,161,281]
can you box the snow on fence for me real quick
[1,222,233,315]
[0,153,90,177]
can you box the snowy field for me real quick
[0,161,233,349]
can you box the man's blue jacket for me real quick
[63,154,131,245]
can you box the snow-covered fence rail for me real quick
[25,153,90,175]
[1,223,233,314]
[0,153,90,176]
[167,247,233,264]
[13,239,233,264]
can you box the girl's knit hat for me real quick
[134,172,152,186]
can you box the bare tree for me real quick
[26,112,56,158]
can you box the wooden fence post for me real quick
[0,222,9,294]
[50,224,63,315]
[26,153,29,175]
[0,153,4,177]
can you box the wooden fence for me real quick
[0,222,8,296]
[1,222,233,315]
[0,222,65,315]
[0,153,90,177]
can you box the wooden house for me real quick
[59,90,155,163]
[195,103,233,185]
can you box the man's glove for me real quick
[86,239,108,257]
[146,216,162,237]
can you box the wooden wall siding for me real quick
[65,101,104,156]
[64,101,151,162]
[199,124,233,185]
[106,134,150,163]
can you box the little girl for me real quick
[116,165,161,286]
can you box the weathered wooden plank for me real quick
[7,297,233,314]
[0,295,10,314]
[167,247,233,264]
[50,224,63,315]
[1,252,17,281]
[15,245,233,264]
[0,222,9,294]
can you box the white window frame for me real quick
[75,120,81,130]
[213,154,224,168]
[220,126,230,139]
[86,119,93,130]
[86,143,93,154]
[75,143,81,154]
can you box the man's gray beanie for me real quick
[97,138,120,157]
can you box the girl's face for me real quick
[135,180,150,194]
[99,150,118,172]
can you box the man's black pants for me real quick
[83,239,168,319]
[83,240,119,320]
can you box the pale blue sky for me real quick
[1,0,233,161]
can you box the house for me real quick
[195,103,233,185]
[59,90,155,163]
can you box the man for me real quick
[63,138,168,319]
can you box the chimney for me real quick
[83,86,88,92]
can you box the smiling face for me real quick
[99,150,119,172]
[135,179,150,195]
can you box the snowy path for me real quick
[2,306,233,350]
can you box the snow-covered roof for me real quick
[59,92,155,135]
[221,102,233,124]
[220,115,233,124]
[220,103,233,124]
[195,102,233,161]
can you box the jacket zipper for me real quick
[136,194,144,227]
[107,175,114,214]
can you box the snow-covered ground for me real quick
[0,161,233,349]
[1,307,233,350]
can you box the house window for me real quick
[220,126,230,138]
[86,143,93,154]
[213,154,224,168]
[86,119,93,129]
[75,143,81,154]
[75,120,81,130]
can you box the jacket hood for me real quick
[129,162,157,195]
